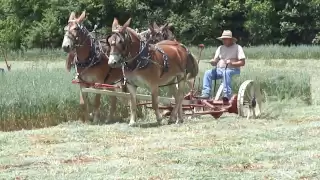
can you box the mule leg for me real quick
[168,84,181,124]
[167,85,178,123]
[119,84,130,119]
[107,95,117,123]
[176,80,186,124]
[79,89,90,123]
[92,94,101,124]
[127,84,138,126]
[151,86,163,125]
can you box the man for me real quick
[200,30,246,102]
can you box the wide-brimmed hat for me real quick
[216,30,237,42]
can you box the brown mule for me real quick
[148,22,176,43]
[138,22,176,44]
[107,18,199,126]
[66,51,75,72]
[148,22,198,116]
[61,11,125,123]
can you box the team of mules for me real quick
[62,11,199,126]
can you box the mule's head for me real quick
[61,11,87,53]
[148,22,175,43]
[107,17,135,68]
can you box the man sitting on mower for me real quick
[200,30,246,102]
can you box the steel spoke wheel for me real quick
[237,80,263,119]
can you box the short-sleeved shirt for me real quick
[213,43,246,69]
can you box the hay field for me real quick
[0,46,320,179]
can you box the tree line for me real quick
[1,0,320,51]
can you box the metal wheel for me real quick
[237,80,263,119]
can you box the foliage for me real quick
[0,0,320,50]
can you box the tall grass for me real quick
[0,45,316,131]
[0,67,311,131]
[188,44,320,60]
[4,45,320,62]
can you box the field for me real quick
[1,45,320,179]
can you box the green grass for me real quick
[1,107,320,179]
[0,57,313,131]
[4,44,320,62]
[1,46,320,178]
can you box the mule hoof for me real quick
[129,121,137,127]
[168,119,176,125]
[176,119,184,124]
[80,120,91,125]
[93,118,101,125]
[157,119,168,126]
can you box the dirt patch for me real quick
[148,176,162,180]
[0,161,49,171]
[312,154,320,158]
[299,173,318,180]
[13,176,30,180]
[288,117,320,124]
[60,155,100,164]
[224,162,264,172]
[28,134,63,145]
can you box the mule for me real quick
[61,11,125,123]
[107,18,199,126]
[138,22,175,44]
[148,22,198,116]
[148,22,176,43]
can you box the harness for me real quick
[66,22,114,84]
[108,28,186,87]
[74,38,102,68]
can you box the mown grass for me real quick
[1,106,320,179]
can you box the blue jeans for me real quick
[202,68,240,99]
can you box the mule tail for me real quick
[186,52,199,80]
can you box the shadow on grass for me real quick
[135,122,161,128]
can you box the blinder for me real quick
[107,30,132,63]
[64,21,88,48]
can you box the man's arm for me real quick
[210,46,221,66]
[230,45,245,67]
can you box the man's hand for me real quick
[209,59,217,66]
[225,59,245,67]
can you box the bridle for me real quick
[107,28,147,65]
[64,20,92,48]
[149,28,175,44]
[64,20,106,82]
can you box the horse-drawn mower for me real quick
[72,44,263,120]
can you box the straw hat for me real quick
[216,30,237,42]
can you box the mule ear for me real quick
[120,18,131,32]
[148,23,155,33]
[161,23,169,30]
[112,18,119,30]
[153,22,159,29]
[77,11,86,23]
[69,12,76,21]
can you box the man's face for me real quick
[222,38,233,46]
